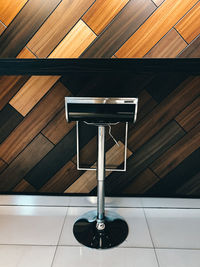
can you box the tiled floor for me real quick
[0,196,200,267]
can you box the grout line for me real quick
[173,27,189,45]
[177,32,200,57]
[174,119,187,134]
[0,19,7,28]
[40,132,56,146]
[81,19,98,36]
[25,45,39,58]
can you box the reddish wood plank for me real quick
[123,168,159,194]
[16,47,36,58]
[178,35,200,57]
[12,179,36,193]
[39,161,82,193]
[175,2,200,43]
[42,108,75,145]
[0,0,28,26]
[9,76,60,116]
[83,0,129,35]
[150,123,200,178]
[0,82,70,163]
[0,159,7,174]
[116,0,198,58]
[144,29,187,58]
[128,76,200,151]
[175,97,200,132]
[0,76,29,110]
[0,134,54,191]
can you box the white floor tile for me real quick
[52,247,158,267]
[142,198,200,208]
[0,206,67,245]
[156,249,200,267]
[145,209,200,249]
[0,245,56,267]
[59,207,153,247]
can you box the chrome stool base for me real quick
[73,211,128,249]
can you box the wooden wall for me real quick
[0,0,200,195]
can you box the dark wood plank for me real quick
[0,23,6,35]
[175,96,200,132]
[0,82,69,164]
[128,76,200,151]
[0,75,29,110]
[0,0,62,57]
[0,104,23,144]
[42,108,75,145]
[12,179,36,193]
[104,120,185,194]
[27,0,95,58]
[0,159,7,174]
[0,134,54,191]
[39,161,82,193]
[146,148,200,196]
[24,122,97,189]
[150,123,200,178]
[176,171,200,196]
[81,0,156,58]
[178,35,200,58]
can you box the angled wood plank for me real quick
[9,76,60,116]
[0,82,69,163]
[176,171,200,195]
[42,108,75,145]
[0,104,23,144]
[12,179,36,193]
[49,20,96,58]
[116,0,198,58]
[16,47,36,58]
[0,0,62,57]
[175,2,200,43]
[66,141,132,193]
[82,0,129,35]
[39,161,82,193]
[150,123,200,178]
[0,75,29,110]
[27,0,95,58]
[0,159,7,174]
[152,0,165,6]
[105,120,185,194]
[144,29,187,58]
[0,0,28,26]
[178,35,200,57]
[0,23,6,35]
[175,96,200,132]
[123,168,159,194]
[128,76,200,151]
[0,134,54,191]
[81,0,156,58]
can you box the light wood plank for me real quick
[16,47,36,58]
[150,123,200,178]
[144,29,187,58]
[83,0,129,35]
[175,96,200,132]
[175,2,200,43]
[27,0,95,58]
[49,20,96,58]
[116,0,198,58]
[65,141,132,193]
[0,0,28,26]
[12,179,36,193]
[152,0,165,6]
[9,76,60,116]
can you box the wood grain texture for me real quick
[39,161,82,193]
[0,23,6,35]
[128,76,200,151]
[16,47,36,58]
[175,2,200,43]
[152,0,165,6]
[0,104,23,144]
[0,159,7,174]
[150,123,200,178]
[116,0,198,58]
[82,0,129,35]
[0,134,54,191]
[9,76,60,116]
[0,82,69,163]
[178,35,200,57]
[49,20,96,58]
[105,120,185,194]
[144,29,187,58]
[0,0,28,26]
[81,0,156,58]
[27,0,95,58]
[175,97,200,132]
[66,141,132,193]
[123,168,159,194]
[176,171,200,196]
[42,109,75,145]
[0,75,29,110]
[12,179,36,193]
[0,0,62,58]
